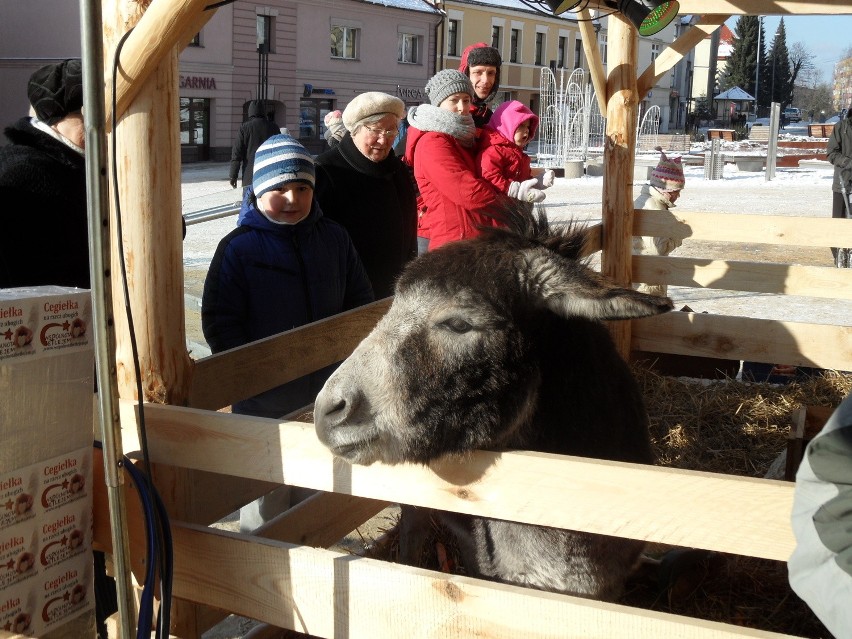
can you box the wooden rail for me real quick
[93,209,852,638]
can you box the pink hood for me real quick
[486,100,539,145]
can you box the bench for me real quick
[707,128,736,142]
[808,123,835,138]
[636,133,691,153]
[748,126,772,142]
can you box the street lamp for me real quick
[753,16,763,118]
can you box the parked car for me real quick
[746,117,771,130]
[784,107,802,123]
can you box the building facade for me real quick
[1,0,690,156]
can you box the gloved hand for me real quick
[229,178,238,189]
[535,169,555,189]
[508,178,546,203]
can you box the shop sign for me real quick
[180,75,217,90]
[396,85,425,101]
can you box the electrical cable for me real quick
[109,26,173,639]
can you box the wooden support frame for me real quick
[93,0,852,636]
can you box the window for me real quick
[651,43,660,64]
[300,98,334,144]
[188,32,201,47]
[398,33,419,64]
[257,15,273,53]
[535,32,544,66]
[599,33,607,65]
[557,36,567,67]
[510,28,520,63]
[491,25,502,51]
[447,19,459,57]
[574,37,582,69]
[331,25,358,59]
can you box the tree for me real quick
[789,42,817,89]
[720,15,760,98]
[766,18,793,108]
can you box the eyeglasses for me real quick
[364,125,398,140]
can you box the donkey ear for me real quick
[517,247,674,321]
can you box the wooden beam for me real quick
[169,523,804,639]
[634,209,852,247]
[633,256,852,299]
[577,7,608,114]
[119,401,797,561]
[637,15,730,99]
[601,14,638,358]
[633,311,852,371]
[583,0,852,14]
[673,1,852,14]
[189,298,392,411]
[105,0,213,127]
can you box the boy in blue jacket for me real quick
[202,134,374,531]
[203,134,373,418]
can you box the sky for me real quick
[725,15,852,84]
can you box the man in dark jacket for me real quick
[458,43,503,128]
[0,59,89,289]
[228,100,280,190]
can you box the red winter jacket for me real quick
[477,101,538,194]
[405,125,500,251]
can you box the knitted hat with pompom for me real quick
[650,147,685,191]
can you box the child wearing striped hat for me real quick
[202,134,374,530]
[632,147,686,297]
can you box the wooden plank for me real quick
[602,14,638,357]
[188,298,391,410]
[119,401,797,561]
[637,15,729,98]
[253,492,391,548]
[169,523,803,639]
[633,312,852,371]
[577,6,608,114]
[633,255,852,299]
[634,209,852,247]
[672,1,852,15]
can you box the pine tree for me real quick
[767,18,793,108]
[721,16,760,99]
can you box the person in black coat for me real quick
[314,92,417,299]
[0,59,89,290]
[228,99,280,190]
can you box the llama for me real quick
[314,201,673,600]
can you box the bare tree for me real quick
[789,42,817,88]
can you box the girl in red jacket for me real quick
[405,71,541,253]
[476,100,554,203]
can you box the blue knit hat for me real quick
[252,134,315,198]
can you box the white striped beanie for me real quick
[252,134,315,198]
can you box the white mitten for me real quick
[511,178,546,203]
[536,169,555,189]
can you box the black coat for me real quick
[229,102,280,186]
[0,117,89,289]
[314,134,418,299]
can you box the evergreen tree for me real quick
[767,18,793,108]
[722,16,760,99]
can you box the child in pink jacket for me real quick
[476,100,554,203]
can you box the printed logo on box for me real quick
[40,456,88,513]
[0,472,37,531]
[0,302,36,362]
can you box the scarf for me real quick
[31,117,84,156]
[407,105,476,148]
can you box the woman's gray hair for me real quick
[350,112,400,137]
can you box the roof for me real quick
[715,86,755,101]
[358,0,442,13]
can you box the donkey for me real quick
[314,201,673,600]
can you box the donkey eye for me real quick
[440,317,473,334]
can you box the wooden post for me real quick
[601,14,638,358]
[101,0,210,635]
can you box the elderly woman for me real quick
[314,92,417,299]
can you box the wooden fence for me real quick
[93,210,852,638]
